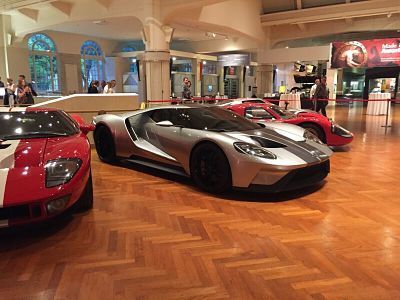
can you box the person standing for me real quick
[18,75,37,96]
[181,77,190,99]
[314,77,329,117]
[0,77,4,103]
[88,81,99,94]
[310,78,320,110]
[16,79,34,106]
[98,80,106,93]
[5,78,16,107]
[103,80,116,94]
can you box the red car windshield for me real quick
[0,111,79,140]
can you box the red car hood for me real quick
[0,135,89,207]
[0,138,47,207]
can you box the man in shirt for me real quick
[310,78,320,110]
[313,77,329,117]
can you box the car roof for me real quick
[0,107,61,113]
[229,102,273,108]
[119,104,217,118]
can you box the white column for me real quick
[326,68,338,105]
[256,64,274,97]
[141,18,173,103]
[0,15,12,80]
[218,66,225,96]
[194,58,201,97]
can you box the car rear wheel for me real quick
[74,171,93,211]
[190,143,232,194]
[301,124,326,143]
[94,125,116,163]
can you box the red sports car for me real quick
[225,102,353,146]
[0,107,94,227]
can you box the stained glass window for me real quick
[81,40,104,91]
[28,33,60,95]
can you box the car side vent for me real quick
[0,144,11,150]
[250,136,286,148]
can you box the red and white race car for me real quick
[225,102,353,146]
[0,107,94,227]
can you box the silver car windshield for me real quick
[137,107,262,132]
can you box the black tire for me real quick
[94,125,116,163]
[190,143,232,194]
[301,123,326,143]
[74,171,93,211]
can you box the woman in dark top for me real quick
[17,80,34,106]
[88,81,99,94]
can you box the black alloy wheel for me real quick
[190,143,232,194]
[94,125,116,163]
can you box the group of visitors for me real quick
[0,75,37,107]
[88,80,116,94]
[310,77,329,117]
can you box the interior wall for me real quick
[275,63,297,92]
[258,46,330,64]
[105,57,131,93]
[6,30,121,94]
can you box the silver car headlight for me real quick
[45,158,82,188]
[304,130,324,145]
[234,142,277,159]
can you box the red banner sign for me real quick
[331,38,400,68]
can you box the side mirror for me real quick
[80,124,95,135]
[156,120,174,127]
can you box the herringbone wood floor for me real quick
[1,104,400,299]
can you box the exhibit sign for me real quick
[331,38,400,68]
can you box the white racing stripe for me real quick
[0,140,21,207]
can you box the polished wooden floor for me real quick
[1,103,400,299]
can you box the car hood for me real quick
[225,127,332,164]
[258,122,306,142]
[0,139,47,207]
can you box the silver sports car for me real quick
[93,105,332,193]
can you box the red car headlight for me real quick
[45,158,82,188]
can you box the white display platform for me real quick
[279,93,301,109]
[366,93,391,116]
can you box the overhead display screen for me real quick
[331,38,400,68]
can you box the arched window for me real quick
[121,45,136,52]
[81,40,104,90]
[28,33,60,95]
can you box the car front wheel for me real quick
[94,125,116,163]
[74,171,93,211]
[190,143,232,194]
[301,124,326,143]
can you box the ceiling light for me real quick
[246,66,250,69]
[203,61,207,65]
[212,33,216,38]
[172,57,177,61]
[285,46,289,49]
[132,59,137,63]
